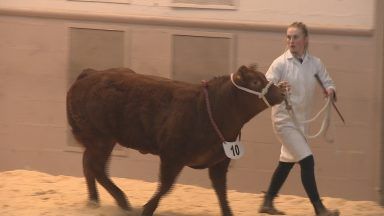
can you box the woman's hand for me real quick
[326,88,337,102]
[277,81,291,93]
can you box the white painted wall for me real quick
[0,0,381,202]
[0,0,375,29]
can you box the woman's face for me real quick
[286,27,307,56]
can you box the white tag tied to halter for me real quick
[222,137,245,159]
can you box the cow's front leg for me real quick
[142,157,184,216]
[209,158,233,216]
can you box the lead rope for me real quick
[284,89,332,140]
[202,81,226,143]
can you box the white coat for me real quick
[266,50,335,162]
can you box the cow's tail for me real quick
[67,68,98,147]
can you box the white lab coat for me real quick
[266,50,335,162]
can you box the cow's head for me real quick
[231,65,285,108]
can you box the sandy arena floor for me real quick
[0,170,383,216]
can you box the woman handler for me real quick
[259,22,340,216]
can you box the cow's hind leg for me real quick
[84,139,131,211]
[142,158,183,216]
[209,158,233,216]
[93,141,132,211]
[83,148,99,206]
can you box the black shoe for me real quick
[259,205,286,215]
[316,209,340,216]
[259,194,285,215]
[313,200,340,216]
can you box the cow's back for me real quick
[67,68,201,154]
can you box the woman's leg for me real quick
[299,155,339,216]
[259,161,295,215]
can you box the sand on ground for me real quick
[0,170,383,216]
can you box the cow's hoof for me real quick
[222,209,234,216]
[121,209,132,216]
[141,209,154,216]
[86,200,100,208]
[118,201,132,211]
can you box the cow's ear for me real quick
[235,65,248,82]
[237,65,248,75]
[248,63,258,71]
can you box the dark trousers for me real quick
[265,155,321,203]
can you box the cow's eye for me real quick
[251,80,261,88]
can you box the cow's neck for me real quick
[204,76,265,142]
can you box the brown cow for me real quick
[66,65,284,216]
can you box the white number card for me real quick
[222,139,245,159]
